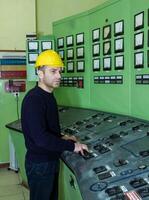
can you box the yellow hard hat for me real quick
[35,50,64,68]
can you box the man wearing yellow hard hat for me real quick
[21,50,88,200]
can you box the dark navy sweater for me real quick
[21,86,74,162]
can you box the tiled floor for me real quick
[0,168,29,200]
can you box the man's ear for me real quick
[37,70,44,79]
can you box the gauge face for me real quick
[92,28,100,42]
[57,37,64,48]
[77,61,85,72]
[41,41,52,51]
[103,57,111,70]
[115,38,124,53]
[67,49,73,59]
[93,59,100,71]
[134,32,144,49]
[67,61,74,72]
[103,25,111,39]
[135,52,143,67]
[93,44,100,56]
[76,47,84,58]
[66,35,73,46]
[115,55,124,70]
[114,20,124,36]
[28,41,39,51]
[116,21,122,32]
[58,50,64,60]
[116,39,123,49]
[134,12,144,30]
[103,42,111,55]
[90,182,108,192]
[76,33,84,45]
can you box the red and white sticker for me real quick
[124,191,142,200]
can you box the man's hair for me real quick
[37,65,47,71]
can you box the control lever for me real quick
[79,149,95,160]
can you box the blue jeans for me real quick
[25,159,59,200]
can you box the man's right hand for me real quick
[74,142,89,156]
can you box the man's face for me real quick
[39,66,62,90]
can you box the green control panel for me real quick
[53,0,149,121]
[26,0,149,121]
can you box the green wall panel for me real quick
[130,0,149,120]
[53,0,149,120]
[53,0,132,114]
[54,11,91,108]
[89,0,131,115]
[59,161,83,200]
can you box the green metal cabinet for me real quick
[9,130,27,185]
[59,161,83,200]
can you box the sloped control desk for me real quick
[6,107,149,200]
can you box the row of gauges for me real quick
[62,55,124,72]
[57,20,124,50]
[60,55,124,72]
[57,33,84,48]
[27,40,54,65]
[61,60,85,73]
[92,18,124,72]
[134,9,149,70]
[92,8,149,41]
[57,33,85,73]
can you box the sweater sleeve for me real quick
[21,95,75,153]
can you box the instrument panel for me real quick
[59,106,149,200]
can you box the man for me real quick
[21,50,88,200]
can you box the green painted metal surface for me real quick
[130,0,149,121]
[10,130,27,184]
[53,0,149,121]
[0,81,35,163]
[59,161,83,200]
